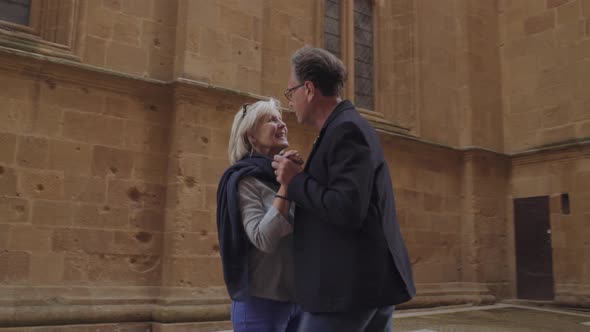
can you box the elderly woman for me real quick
[217,99,303,332]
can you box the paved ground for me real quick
[394,303,590,332]
[214,303,590,332]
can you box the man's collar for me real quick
[320,100,354,132]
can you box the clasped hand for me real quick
[272,150,304,186]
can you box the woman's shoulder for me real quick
[238,176,276,194]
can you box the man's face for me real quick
[286,69,310,125]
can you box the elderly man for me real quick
[272,46,416,332]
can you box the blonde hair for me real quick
[228,98,282,165]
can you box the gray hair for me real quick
[228,98,282,165]
[291,46,347,97]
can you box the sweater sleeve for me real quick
[238,177,293,253]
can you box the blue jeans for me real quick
[231,296,301,332]
[296,306,395,332]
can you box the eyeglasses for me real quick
[241,103,250,118]
[284,83,305,102]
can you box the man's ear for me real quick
[305,81,315,101]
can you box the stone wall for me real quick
[511,145,590,307]
[82,0,178,80]
[1,0,589,329]
[500,0,590,153]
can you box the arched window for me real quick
[0,0,32,26]
[323,0,374,110]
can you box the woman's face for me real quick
[250,108,288,157]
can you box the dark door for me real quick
[514,196,554,300]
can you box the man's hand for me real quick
[272,153,303,186]
[282,150,304,166]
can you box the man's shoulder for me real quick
[328,108,374,136]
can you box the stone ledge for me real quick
[401,282,496,309]
[555,284,590,308]
[0,303,230,327]
[0,283,500,327]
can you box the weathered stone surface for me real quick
[0,0,588,330]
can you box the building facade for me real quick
[0,0,588,330]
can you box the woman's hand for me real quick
[282,150,304,166]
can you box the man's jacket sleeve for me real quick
[287,121,373,230]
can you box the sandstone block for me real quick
[176,124,211,155]
[17,136,49,169]
[524,11,555,35]
[88,252,160,285]
[18,170,63,200]
[86,7,114,39]
[583,0,590,17]
[20,103,63,137]
[0,98,20,134]
[40,84,104,114]
[63,252,89,282]
[547,0,571,9]
[0,166,18,196]
[236,66,262,95]
[121,0,153,19]
[113,13,142,46]
[199,157,228,186]
[0,197,29,224]
[199,28,232,62]
[104,94,169,124]
[142,21,175,54]
[162,256,222,288]
[188,210,214,233]
[204,185,217,211]
[164,231,218,256]
[220,6,254,40]
[132,153,168,183]
[52,228,114,254]
[209,129,230,159]
[63,176,106,203]
[557,1,581,25]
[231,36,262,71]
[541,104,572,128]
[185,0,220,29]
[63,111,126,146]
[103,0,122,11]
[163,209,193,233]
[0,250,29,283]
[183,53,214,83]
[0,76,34,101]
[29,252,65,284]
[0,224,9,249]
[176,154,201,181]
[112,230,162,255]
[83,36,107,67]
[542,124,577,143]
[74,204,128,229]
[148,49,174,81]
[107,180,167,209]
[106,42,148,76]
[92,145,134,178]
[48,140,93,175]
[124,122,170,153]
[8,225,52,251]
[129,208,164,232]
[186,28,201,54]
[153,0,177,26]
[574,171,590,192]
[423,193,443,212]
[32,200,74,227]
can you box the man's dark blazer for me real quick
[287,100,416,313]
